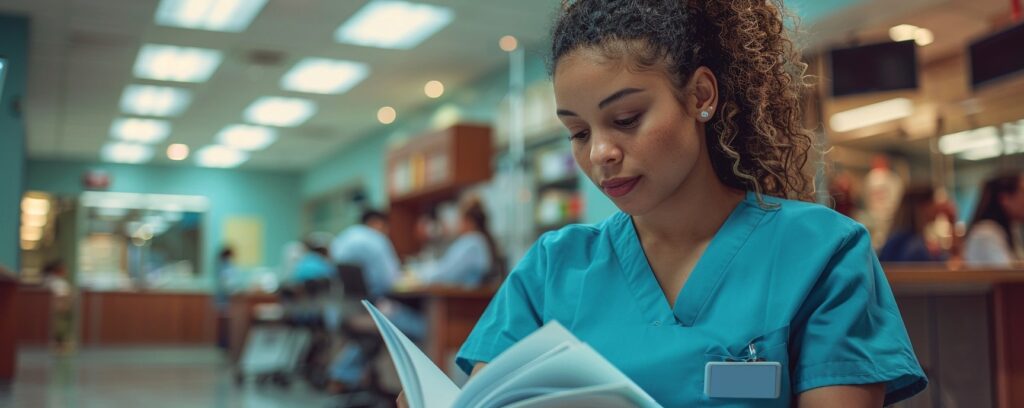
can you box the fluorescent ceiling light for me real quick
[102,142,155,164]
[244,97,317,127]
[134,44,224,83]
[155,0,269,32]
[334,1,454,49]
[110,118,171,144]
[281,58,370,95]
[216,124,277,150]
[195,145,249,168]
[120,85,193,117]
[829,98,914,133]
[939,127,1000,155]
[959,145,1003,161]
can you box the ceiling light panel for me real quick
[102,142,154,164]
[134,44,224,83]
[216,124,277,150]
[110,118,171,144]
[281,58,370,94]
[829,98,914,133]
[155,0,269,32]
[120,85,193,117]
[243,97,317,127]
[195,145,249,168]
[334,1,454,50]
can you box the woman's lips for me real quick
[601,176,641,198]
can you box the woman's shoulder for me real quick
[757,193,867,244]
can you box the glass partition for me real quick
[77,192,207,290]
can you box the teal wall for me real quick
[26,159,303,289]
[0,15,29,271]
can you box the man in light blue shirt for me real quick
[330,210,401,298]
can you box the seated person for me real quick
[965,172,1024,265]
[415,196,499,287]
[878,186,955,263]
[290,241,333,283]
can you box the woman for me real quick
[964,173,1024,265]
[416,196,500,287]
[404,0,926,406]
[878,186,955,263]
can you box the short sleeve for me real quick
[454,234,549,374]
[791,225,927,405]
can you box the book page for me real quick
[476,343,661,408]
[455,321,579,407]
[505,383,647,408]
[362,300,460,408]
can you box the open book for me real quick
[361,300,663,408]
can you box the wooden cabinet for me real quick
[387,124,493,256]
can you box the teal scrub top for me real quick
[456,192,926,407]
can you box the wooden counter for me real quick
[883,264,1024,408]
[13,287,217,346]
[390,285,497,369]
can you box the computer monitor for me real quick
[969,21,1024,89]
[829,40,919,97]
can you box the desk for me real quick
[884,264,1024,408]
[391,286,496,369]
[0,267,17,382]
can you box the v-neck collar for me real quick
[609,191,769,327]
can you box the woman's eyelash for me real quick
[613,114,641,127]
[568,130,590,141]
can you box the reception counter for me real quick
[883,264,1024,408]
[14,286,217,346]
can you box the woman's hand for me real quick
[396,390,408,408]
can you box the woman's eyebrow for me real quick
[557,87,646,117]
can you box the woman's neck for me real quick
[632,162,745,246]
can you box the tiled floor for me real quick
[0,347,336,408]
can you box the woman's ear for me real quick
[687,66,719,123]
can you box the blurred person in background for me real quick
[214,246,236,350]
[42,260,73,354]
[330,209,401,298]
[291,240,333,283]
[879,186,956,263]
[965,172,1024,265]
[415,195,500,287]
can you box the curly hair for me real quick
[551,0,815,203]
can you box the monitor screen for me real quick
[969,22,1024,88]
[830,40,919,97]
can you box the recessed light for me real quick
[499,35,518,52]
[167,143,190,160]
[155,0,269,32]
[133,44,224,82]
[101,142,154,164]
[424,80,444,98]
[120,85,193,117]
[110,118,171,144]
[216,124,277,150]
[334,1,454,49]
[378,106,397,124]
[195,145,249,168]
[281,58,370,95]
[243,97,317,127]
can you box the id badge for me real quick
[704,361,781,399]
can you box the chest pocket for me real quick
[697,325,792,407]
